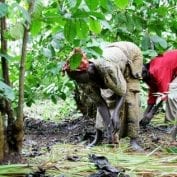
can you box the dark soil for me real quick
[23,115,175,158]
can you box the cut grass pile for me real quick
[28,140,177,177]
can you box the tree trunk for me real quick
[0,113,4,161]
[0,0,16,162]
[16,0,35,153]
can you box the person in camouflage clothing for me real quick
[63,41,143,151]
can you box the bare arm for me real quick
[140,100,162,126]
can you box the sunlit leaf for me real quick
[100,0,108,9]
[32,0,43,19]
[114,0,129,9]
[64,20,76,42]
[70,53,82,70]
[85,0,99,10]
[12,3,31,24]
[76,19,89,39]
[89,18,102,34]
[9,23,24,40]
[72,9,89,18]
[31,20,42,36]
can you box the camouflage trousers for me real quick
[95,88,140,139]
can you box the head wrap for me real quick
[62,48,89,74]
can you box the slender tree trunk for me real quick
[0,113,4,161]
[15,0,35,153]
[0,0,16,162]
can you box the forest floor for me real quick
[18,100,177,177]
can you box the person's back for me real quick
[141,50,177,141]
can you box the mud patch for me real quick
[23,115,175,157]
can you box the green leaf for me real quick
[32,0,43,19]
[141,35,151,51]
[64,20,76,42]
[0,53,12,60]
[89,12,105,20]
[31,20,42,36]
[134,0,143,6]
[100,0,108,9]
[42,48,52,58]
[151,35,167,49]
[158,38,168,49]
[72,9,89,18]
[76,19,89,39]
[114,0,129,9]
[0,81,15,101]
[9,23,24,40]
[69,53,82,70]
[0,2,8,17]
[89,18,102,34]
[89,46,103,55]
[12,3,31,24]
[85,0,99,10]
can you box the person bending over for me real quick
[63,41,143,151]
[140,50,177,140]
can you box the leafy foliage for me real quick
[2,0,177,108]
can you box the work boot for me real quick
[139,117,151,128]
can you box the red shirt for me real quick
[147,50,177,104]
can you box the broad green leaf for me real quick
[85,0,99,10]
[89,18,102,34]
[12,3,31,24]
[100,0,108,9]
[141,35,151,51]
[42,48,52,58]
[32,0,43,19]
[0,53,12,60]
[72,9,89,18]
[158,38,168,49]
[157,6,168,17]
[89,12,105,20]
[64,20,76,42]
[31,20,42,36]
[69,53,82,70]
[151,35,167,49]
[126,14,134,32]
[134,0,143,6]
[0,2,8,17]
[89,46,103,55]
[76,19,89,39]
[9,23,24,40]
[66,0,82,11]
[0,81,15,101]
[114,0,129,9]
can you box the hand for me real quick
[140,112,153,127]
[152,92,167,105]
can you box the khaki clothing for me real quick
[165,76,177,122]
[93,41,143,139]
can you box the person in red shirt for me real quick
[140,50,177,139]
